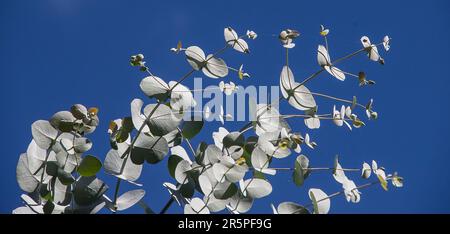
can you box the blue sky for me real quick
[1,0,449,214]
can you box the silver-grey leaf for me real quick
[116,189,146,211]
[31,120,58,149]
[16,153,40,193]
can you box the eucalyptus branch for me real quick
[159,197,175,214]
[14,26,398,216]
[111,178,122,213]
[240,44,376,134]
[252,167,361,172]
[112,68,196,211]
[299,180,382,213]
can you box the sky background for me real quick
[1,0,449,214]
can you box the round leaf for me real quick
[205,144,221,165]
[242,178,272,199]
[279,66,317,111]
[16,153,39,193]
[174,160,191,184]
[104,148,143,183]
[140,76,170,101]
[223,131,245,148]
[52,178,72,206]
[226,165,247,183]
[213,181,237,199]
[185,46,206,70]
[71,104,88,119]
[228,192,253,213]
[309,188,330,214]
[73,137,92,153]
[168,154,185,179]
[182,117,204,139]
[212,163,229,183]
[77,155,102,177]
[116,189,146,211]
[255,104,282,136]
[31,120,58,149]
[212,127,229,149]
[184,197,209,214]
[169,81,197,111]
[130,99,150,133]
[198,174,213,195]
[50,111,75,132]
[131,134,169,164]
[277,202,310,214]
[203,55,228,78]
[144,104,181,136]
[204,195,228,212]
[251,146,269,171]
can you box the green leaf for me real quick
[121,117,134,133]
[308,188,330,214]
[253,170,266,180]
[309,191,319,214]
[182,117,204,139]
[293,155,309,186]
[242,142,255,168]
[77,155,102,177]
[115,128,129,144]
[113,117,134,144]
[378,174,388,191]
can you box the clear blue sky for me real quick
[1,0,449,214]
